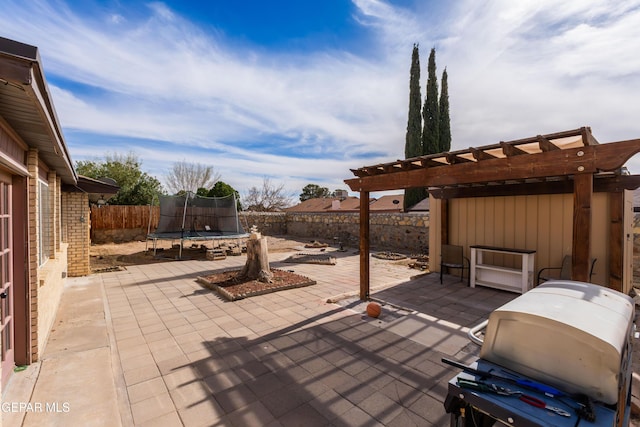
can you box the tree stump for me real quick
[238,233,273,283]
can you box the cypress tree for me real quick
[404,44,426,210]
[422,47,439,155]
[438,67,451,152]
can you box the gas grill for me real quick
[444,281,635,427]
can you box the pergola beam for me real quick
[345,140,640,193]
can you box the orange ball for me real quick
[366,302,381,318]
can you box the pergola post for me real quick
[572,173,593,282]
[359,191,370,300]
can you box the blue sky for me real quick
[1,0,640,201]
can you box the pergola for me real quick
[345,127,640,299]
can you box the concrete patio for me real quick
[3,243,523,426]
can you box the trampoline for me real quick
[147,192,249,258]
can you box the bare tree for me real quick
[165,161,221,195]
[242,178,294,211]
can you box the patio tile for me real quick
[225,401,277,427]
[278,403,329,427]
[260,384,310,418]
[118,342,152,362]
[358,391,404,424]
[385,407,431,427]
[156,354,191,375]
[408,393,452,425]
[309,389,355,420]
[121,352,156,373]
[244,372,286,397]
[163,366,201,390]
[130,392,175,425]
[168,379,211,409]
[123,364,161,387]
[332,406,384,427]
[137,410,182,427]
[212,383,258,414]
[379,379,424,407]
[127,376,168,404]
[203,370,244,392]
[140,322,167,334]
[177,399,225,427]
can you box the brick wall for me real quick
[63,192,90,276]
[26,149,39,361]
[36,243,68,356]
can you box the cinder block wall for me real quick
[62,192,90,276]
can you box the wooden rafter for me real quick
[537,135,560,152]
[581,126,599,145]
[500,141,528,157]
[446,153,473,164]
[470,147,497,161]
[420,158,445,168]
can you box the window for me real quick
[39,179,50,265]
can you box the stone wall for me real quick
[284,212,429,251]
[240,212,287,235]
[92,210,430,252]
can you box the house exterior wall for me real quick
[439,192,624,289]
[62,192,90,276]
[25,148,69,361]
[26,149,39,360]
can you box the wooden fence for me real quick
[91,205,159,231]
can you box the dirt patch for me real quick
[372,251,407,260]
[89,235,316,273]
[197,269,316,301]
[282,253,337,265]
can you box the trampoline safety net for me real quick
[151,193,245,239]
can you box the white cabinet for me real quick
[470,245,535,294]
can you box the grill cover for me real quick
[480,281,634,404]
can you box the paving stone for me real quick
[130,392,175,425]
[278,403,330,427]
[177,399,225,427]
[127,376,168,404]
[168,379,211,409]
[212,383,258,414]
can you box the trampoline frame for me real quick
[146,192,249,259]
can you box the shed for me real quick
[345,127,640,299]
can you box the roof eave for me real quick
[0,37,77,184]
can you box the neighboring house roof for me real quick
[286,196,361,212]
[0,36,76,184]
[370,194,404,212]
[407,196,430,212]
[287,195,418,213]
